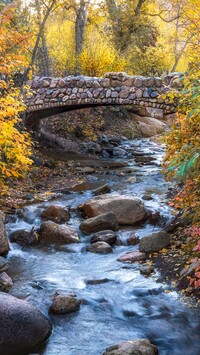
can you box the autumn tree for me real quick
[154,0,200,72]
[0,2,32,188]
[164,60,200,223]
[164,0,200,223]
[105,0,158,53]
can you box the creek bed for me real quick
[5,138,200,355]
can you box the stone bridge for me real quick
[25,72,181,126]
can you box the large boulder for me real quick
[0,211,9,256]
[0,292,52,355]
[41,205,70,223]
[80,212,118,234]
[132,114,167,137]
[103,339,158,355]
[139,230,170,253]
[82,194,147,225]
[140,107,164,120]
[39,221,80,244]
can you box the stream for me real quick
[5,138,200,355]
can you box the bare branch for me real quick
[23,0,57,80]
[135,0,145,16]
[145,12,180,23]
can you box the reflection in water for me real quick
[6,139,200,355]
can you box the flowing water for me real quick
[5,138,200,355]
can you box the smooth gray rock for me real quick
[80,212,118,234]
[139,230,170,253]
[0,292,52,355]
[103,339,158,355]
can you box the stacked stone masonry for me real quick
[25,72,182,115]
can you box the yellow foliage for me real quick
[0,3,32,188]
[79,28,127,76]
[164,56,200,222]
[125,45,172,76]
[46,19,76,76]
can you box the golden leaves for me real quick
[0,3,32,190]
[163,59,200,223]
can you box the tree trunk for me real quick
[135,0,146,16]
[75,0,90,56]
[171,34,194,72]
[22,0,56,81]
[34,0,51,76]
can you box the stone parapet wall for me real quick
[25,72,182,116]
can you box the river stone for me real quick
[113,147,126,156]
[49,294,81,314]
[93,184,111,196]
[139,230,170,253]
[140,265,154,276]
[80,212,118,234]
[0,291,52,355]
[0,256,8,272]
[82,194,147,225]
[41,205,70,223]
[102,339,158,355]
[39,221,80,244]
[87,241,113,254]
[148,211,160,225]
[137,122,159,137]
[0,211,9,256]
[127,235,139,246]
[132,115,166,137]
[142,194,153,201]
[117,251,146,263]
[86,278,109,285]
[0,272,13,291]
[77,167,95,174]
[9,229,38,246]
[91,230,117,245]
